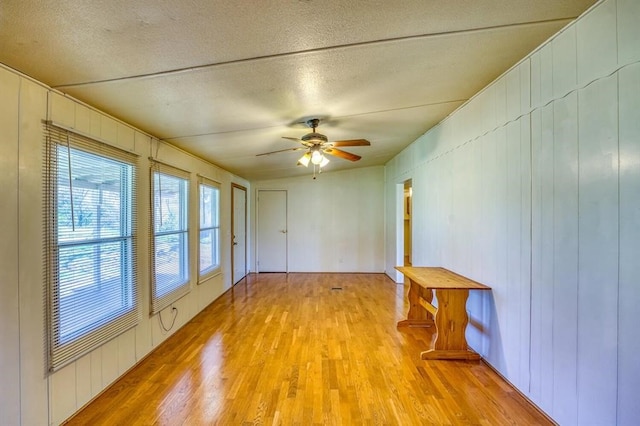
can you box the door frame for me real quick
[231,183,247,285]
[256,189,288,273]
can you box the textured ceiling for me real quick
[0,0,597,180]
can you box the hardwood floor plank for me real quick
[65,273,553,425]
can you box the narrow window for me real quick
[198,177,220,281]
[151,163,190,313]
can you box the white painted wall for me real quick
[384,0,640,424]
[0,66,249,425]
[253,166,385,273]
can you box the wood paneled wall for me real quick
[0,68,249,424]
[385,0,640,424]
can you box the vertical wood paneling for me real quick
[0,66,21,426]
[518,115,532,393]
[495,79,507,127]
[49,93,75,127]
[530,52,542,109]
[577,75,619,426]
[479,85,496,135]
[89,109,101,139]
[541,104,555,412]
[118,329,137,376]
[506,68,521,123]
[74,103,92,134]
[552,26,577,99]
[90,348,103,398]
[493,126,509,371]
[539,45,554,107]
[101,329,121,388]
[576,0,618,86]
[617,63,640,426]
[50,364,77,425]
[520,60,531,113]
[117,123,135,151]
[382,3,632,425]
[529,109,543,403]
[617,0,640,65]
[551,92,579,425]
[466,138,485,354]
[505,120,522,384]
[480,132,498,360]
[18,78,49,426]
[100,116,118,145]
[75,354,92,409]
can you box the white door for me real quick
[232,184,247,284]
[257,190,287,272]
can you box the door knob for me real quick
[280,230,287,234]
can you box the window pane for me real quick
[199,183,219,277]
[199,228,219,274]
[154,232,189,297]
[154,172,188,233]
[200,185,213,228]
[58,240,133,343]
[57,147,128,242]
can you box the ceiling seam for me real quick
[51,17,577,90]
[160,99,468,140]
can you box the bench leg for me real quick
[397,278,434,328]
[419,289,480,360]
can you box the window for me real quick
[151,163,190,313]
[44,123,138,371]
[198,177,220,280]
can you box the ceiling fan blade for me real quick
[282,136,302,142]
[283,136,315,147]
[323,147,361,162]
[330,139,371,147]
[256,147,305,157]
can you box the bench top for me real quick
[396,266,491,290]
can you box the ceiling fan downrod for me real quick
[307,118,320,132]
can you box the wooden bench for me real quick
[396,266,491,361]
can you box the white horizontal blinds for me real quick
[198,176,221,281]
[150,161,190,313]
[44,123,139,371]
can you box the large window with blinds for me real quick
[151,164,190,313]
[44,123,138,371]
[198,177,220,280]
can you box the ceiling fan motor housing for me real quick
[301,132,328,144]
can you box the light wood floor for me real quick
[66,273,552,425]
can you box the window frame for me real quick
[198,176,221,282]
[44,122,139,372]
[150,162,191,314]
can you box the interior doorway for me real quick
[403,180,412,266]
[231,183,247,285]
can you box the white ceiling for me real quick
[0,0,597,181]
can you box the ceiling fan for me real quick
[257,118,370,173]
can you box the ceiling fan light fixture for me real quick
[311,149,324,165]
[297,152,311,167]
[319,155,330,168]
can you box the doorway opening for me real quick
[403,180,412,266]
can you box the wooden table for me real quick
[396,266,491,361]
